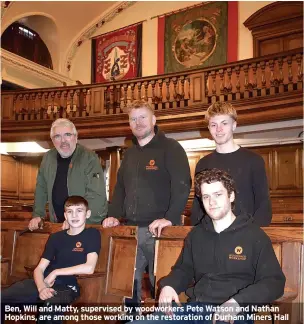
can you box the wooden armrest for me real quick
[23,266,105,280]
[273,292,298,303]
[143,298,156,306]
[24,265,35,272]
[273,287,298,303]
[1,258,11,263]
[24,265,36,278]
[75,272,106,279]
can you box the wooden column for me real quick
[108,146,121,202]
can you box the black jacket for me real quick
[108,126,191,226]
[191,148,272,227]
[160,214,285,305]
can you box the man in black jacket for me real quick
[102,99,191,304]
[191,102,272,227]
[136,168,284,323]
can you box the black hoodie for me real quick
[160,214,285,305]
[108,126,191,226]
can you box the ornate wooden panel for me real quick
[18,159,40,200]
[251,147,273,190]
[273,145,302,195]
[244,2,303,57]
[1,155,19,199]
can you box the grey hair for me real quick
[50,118,78,138]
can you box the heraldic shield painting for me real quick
[159,2,231,74]
[92,23,142,83]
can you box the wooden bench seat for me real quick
[148,226,303,324]
[1,221,138,308]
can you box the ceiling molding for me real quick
[65,1,136,73]
[1,49,76,87]
[1,1,12,19]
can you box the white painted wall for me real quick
[2,1,274,86]
[71,1,274,83]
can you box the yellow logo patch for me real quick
[146,159,159,170]
[229,246,246,261]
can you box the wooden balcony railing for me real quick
[2,48,303,122]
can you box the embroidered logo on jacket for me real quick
[72,241,84,252]
[229,246,246,261]
[146,159,159,171]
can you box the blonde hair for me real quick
[205,102,237,122]
[125,99,155,115]
[50,118,77,138]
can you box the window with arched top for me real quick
[2,22,53,69]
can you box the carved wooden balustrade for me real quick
[1,48,303,141]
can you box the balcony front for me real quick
[1,48,303,142]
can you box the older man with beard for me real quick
[103,99,191,307]
[28,118,107,230]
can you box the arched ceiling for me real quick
[1,1,121,73]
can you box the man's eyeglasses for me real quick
[52,133,75,142]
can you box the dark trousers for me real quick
[131,302,254,324]
[126,227,156,307]
[1,279,79,323]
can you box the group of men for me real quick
[2,100,284,323]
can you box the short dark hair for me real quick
[64,196,89,211]
[195,168,236,208]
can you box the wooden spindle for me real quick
[251,63,258,97]
[13,94,18,120]
[55,91,62,118]
[75,89,81,117]
[137,82,142,100]
[109,86,114,115]
[268,60,275,95]
[219,69,224,101]
[23,94,29,120]
[157,79,163,110]
[43,92,49,119]
[259,61,266,97]
[130,83,135,102]
[115,85,121,113]
[186,76,190,101]
[16,94,23,120]
[235,66,241,100]
[123,84,128,108]
[31,93,36,120]
[210,71,217,103]
[62,90,68,118]
[151,80,156,105]
[179,76,185,108]
[287,56,293,92]
[82,89,88,116]
[86,89,92,116]
[277,57,284,93]
[243,64,249,99]
[172,77,178,108]
[144,81,149,102]
[226,68,232,101]
[296,53,303,90]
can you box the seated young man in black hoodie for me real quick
[2,196,101,323]
[132,168,285,323]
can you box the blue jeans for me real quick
[126,227,156,306]
[1,279,79,324]
[131,302,254,324]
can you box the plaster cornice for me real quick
[65,1,136,73]
[1,49,75,86]
[1,1,12,19]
